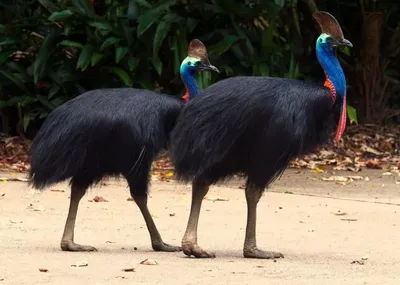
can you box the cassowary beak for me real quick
[339,38,353,48]
[198,62,220,73]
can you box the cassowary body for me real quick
[169,12,353,259]
[29,39,218,252]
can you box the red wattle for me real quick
[334,95,347,142]
[182,89,189,104]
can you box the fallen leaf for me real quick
[362,256,368,260]
[90,196,108,202]
[360,144,382,155]
[0,177,28,182]
[169,213,175,217]
[314,167,324,173]
[30,205,45,212]
[71,260,88,267]
[122,268,135,272]
[382,172,392,176]
[140,259,158,265]
[332,211,347,216]
[204,196,229,202]
[341,218,358,222]
[50,189,65,192]
[322,176,348,182]
[39,268,48,272]
[127,197,134,201]
[347,176,364,180]
[365,159,383,169]
[1,193,4,197]
[351,260,364,265]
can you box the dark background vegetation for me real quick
[0,0,399,139]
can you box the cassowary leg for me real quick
[133,195,181,252]
[181,178,215,258]
[60,182,97,252]
[243,182,284,259]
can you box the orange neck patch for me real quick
[182,89,189,104]
[324,74,336,104]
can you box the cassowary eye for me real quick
[187,62,192,66]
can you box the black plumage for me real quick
[30,89,182,191]
[28,39,219,253]
[171,77,334,188]
[169,12,353,259]
[29,89,183,252]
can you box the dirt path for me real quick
[0,169,399,285]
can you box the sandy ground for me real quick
[0,168,399,285]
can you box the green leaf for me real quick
[274,0,285,8]
[115,47,129,63]
[48,85,60,99]
[91,52,104,66]
[137,11,157,37]
[108,67,132,87]
[71,0,95,17]
[127,0,139,20]
[0,51,13,66]
[153,19,172,57]
[38,0,58,12]
[23,113,32,132]
[88,21,113,31]
[128,57,140,71]
[0,38,17,46]
[36,94,55,110]
[347,104,358,125]
[59,40,84,49]
[48,10,74,21]
[259,63,270,76]
[33,29,59,84]
[136,0,152,8]
[77,44,94,71]
[0,69,29,93]
[152,57,162,76]
[187,18,199,33]
[213,35,239,55]
[100,37,120,51]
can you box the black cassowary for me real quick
[28,39,219,252]
[170,12,353,259]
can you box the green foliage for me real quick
[0,0,398,135]
[0,0,302,135]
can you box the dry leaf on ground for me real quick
[89,196,108,202]
[204,196,229,202]
[71,260,88,267]
[140,259,158,265]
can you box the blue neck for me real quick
[316,43,346,101]
[181,70,199,100]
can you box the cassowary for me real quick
[170,12,353,259]
[28,39,219,252]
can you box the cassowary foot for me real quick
[182,243,216,258]
[60,240,97,252]
[243,248,284,259]
[152,242,182,252]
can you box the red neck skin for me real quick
[324,74,346,142]
[182,88,189,104]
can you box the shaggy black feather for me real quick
[29,88,182,196]
[170,76,336,188]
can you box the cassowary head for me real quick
[313,11,352,52]
[180,39,219,75]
